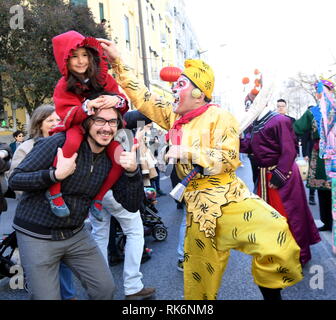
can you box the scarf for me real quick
[165,104,215,145]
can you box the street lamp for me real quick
[138,0,150,87]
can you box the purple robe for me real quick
[240,111,321,265]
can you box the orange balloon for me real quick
[254,79,261,86]
[254,69,260,75]
[251,88,259,95]
[242,77,250,85]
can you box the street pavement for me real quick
[0,157,335,300]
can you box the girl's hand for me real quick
[98,95,123,110]
[87,97,105,115]
[87,96,123,114]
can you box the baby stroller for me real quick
[0,231,17,280]
[142,187,168,242]
[108,216,153,266]
[108,188,168,266]
[0,232,29,292]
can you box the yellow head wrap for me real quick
[182,59,215,100]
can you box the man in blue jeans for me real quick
[177,206,186,272]
[90,190,155,300]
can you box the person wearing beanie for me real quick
[98,39,304,300]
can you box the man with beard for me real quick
[9,107,143,300]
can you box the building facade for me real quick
[79,0,202,100]
[1,0,202,136]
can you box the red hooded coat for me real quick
[52,30,128,132]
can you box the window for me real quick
[99,3,104,21]
[151,14,155,31]
[124,15,131,50]
[150,51,159,80]
[70,0,87,6]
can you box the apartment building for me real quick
[74,0,202,100]
[1,0,202,136]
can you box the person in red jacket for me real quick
[49,30,129,220]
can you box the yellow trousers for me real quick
[183,198,303,300]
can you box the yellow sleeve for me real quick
[112,58,177,131]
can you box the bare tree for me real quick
[279,72,318,119]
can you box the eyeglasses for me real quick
[92,117,119,127]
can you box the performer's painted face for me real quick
[172,75,193,114]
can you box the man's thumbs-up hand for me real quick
[119,141,139,173]
[54,148,78,181]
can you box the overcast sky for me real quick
[184,0,336,115]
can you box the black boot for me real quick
[258,286,282,300]
[309,196,316,205]
[309,189,316,205]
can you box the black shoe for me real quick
[177,259,184,272]
[258,286,282,300]
[318,225,332,231]
[141,248,152,264]
[156,190,166,197]
[309,197,316,205]
[176,202,184,209]
[109,255,124,266]
[141,253,151,264]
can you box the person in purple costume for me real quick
[240,105,321,266]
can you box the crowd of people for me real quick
[0,30,335,300]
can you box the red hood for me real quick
[52,30,108,85]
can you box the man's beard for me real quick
[88,132,112,148]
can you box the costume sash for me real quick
[257,167,288,219]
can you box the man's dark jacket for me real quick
[9,133,143,240]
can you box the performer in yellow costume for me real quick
[99,39,303,300]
